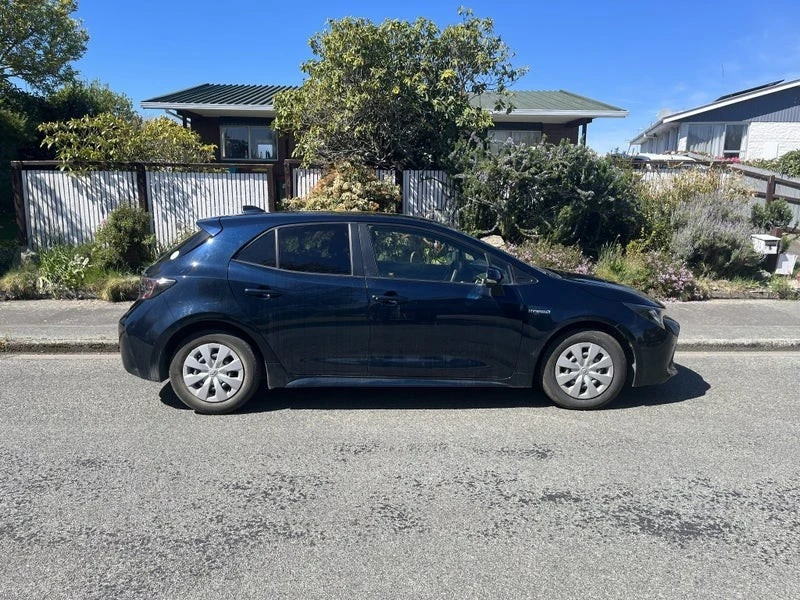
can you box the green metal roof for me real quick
[144,84,624,112]
[471,90,625,113]
[142,83,295,106]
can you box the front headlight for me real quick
[624,303,665,328]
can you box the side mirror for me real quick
[483,266,504,286]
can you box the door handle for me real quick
[244,287,281,299]
[371,294,407,305]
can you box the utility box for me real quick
[751,234,781,272]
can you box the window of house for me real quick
[723,124,746,158]
[278,224,351,275]
[488,129,542,153]
[221,125,277,160]
[685,123,747,158]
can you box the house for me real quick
[141,83,627,196]
[630,78,800,160]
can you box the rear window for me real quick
[152,230,211,266]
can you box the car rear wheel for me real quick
[541,330,626,410]
[169,332,262,414]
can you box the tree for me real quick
[39,114,217,165]
[0,0,88,92]
[274,8,526,171]
[43,79,136,122]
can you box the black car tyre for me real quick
[541,330,626,410]
[169,332,262,414]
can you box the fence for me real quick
[284,162,458,224]
[638,163,800,230]
[402,170,458,225]
[12,162,274,249]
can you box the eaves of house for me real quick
[630,78,800,145]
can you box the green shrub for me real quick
[0,265,40,299]
[768,275,799,299]
[457,140,645,255]
[751,199,795,231]
[505,239,593,274]
[775,150,800,178]
[93,205,155,271]
[669,188,763,279]
[282,162,401,213]
[595,243,705,301]
[639,168,753,252]
[37,245,91,298]
[98,275,140,302]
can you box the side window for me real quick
[235,229,276,268]
[278,224,351,275]
[368,225,489,283]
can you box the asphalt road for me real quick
[0,352,798,600]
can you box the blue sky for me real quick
[71,0,800,153]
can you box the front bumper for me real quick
[630,315,680,387]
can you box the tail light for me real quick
[139,277,176,300]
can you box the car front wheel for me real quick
[541,330,626,410]
[168,332,262,414]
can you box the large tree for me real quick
[0,0,88,93]
[274,9,526,171]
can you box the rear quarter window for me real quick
[152,230,211,266]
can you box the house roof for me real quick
[142,84,627,123]
[630,78,800,145]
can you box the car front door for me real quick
[362,223,525,380]
[229,222,370,377]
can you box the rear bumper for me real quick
[630,316,680,387]
[118,300,168,382]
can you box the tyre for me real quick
[541,330,626,410]
[168,332,262,414]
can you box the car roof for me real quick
[206,211,457,230]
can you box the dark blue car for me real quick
[119,211,679,413]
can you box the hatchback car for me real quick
[120,211,679,413]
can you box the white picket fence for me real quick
[20,167,272,249]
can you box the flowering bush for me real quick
[595,243,705,301]
[282,161,401,213]
[505,239,593,274]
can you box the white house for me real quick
[630,79,800,160]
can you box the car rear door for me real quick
[228,222,370,377]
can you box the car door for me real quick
[228,222,370,377]
[362,223,525,380]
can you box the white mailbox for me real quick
[751,234,781,255]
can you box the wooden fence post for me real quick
[10,161,27,247]
[135,163,149,211]
[765,175,776,203]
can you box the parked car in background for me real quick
[119,211,680,414]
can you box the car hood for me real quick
[552,270,664,308]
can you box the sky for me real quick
[68,0,800,154]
